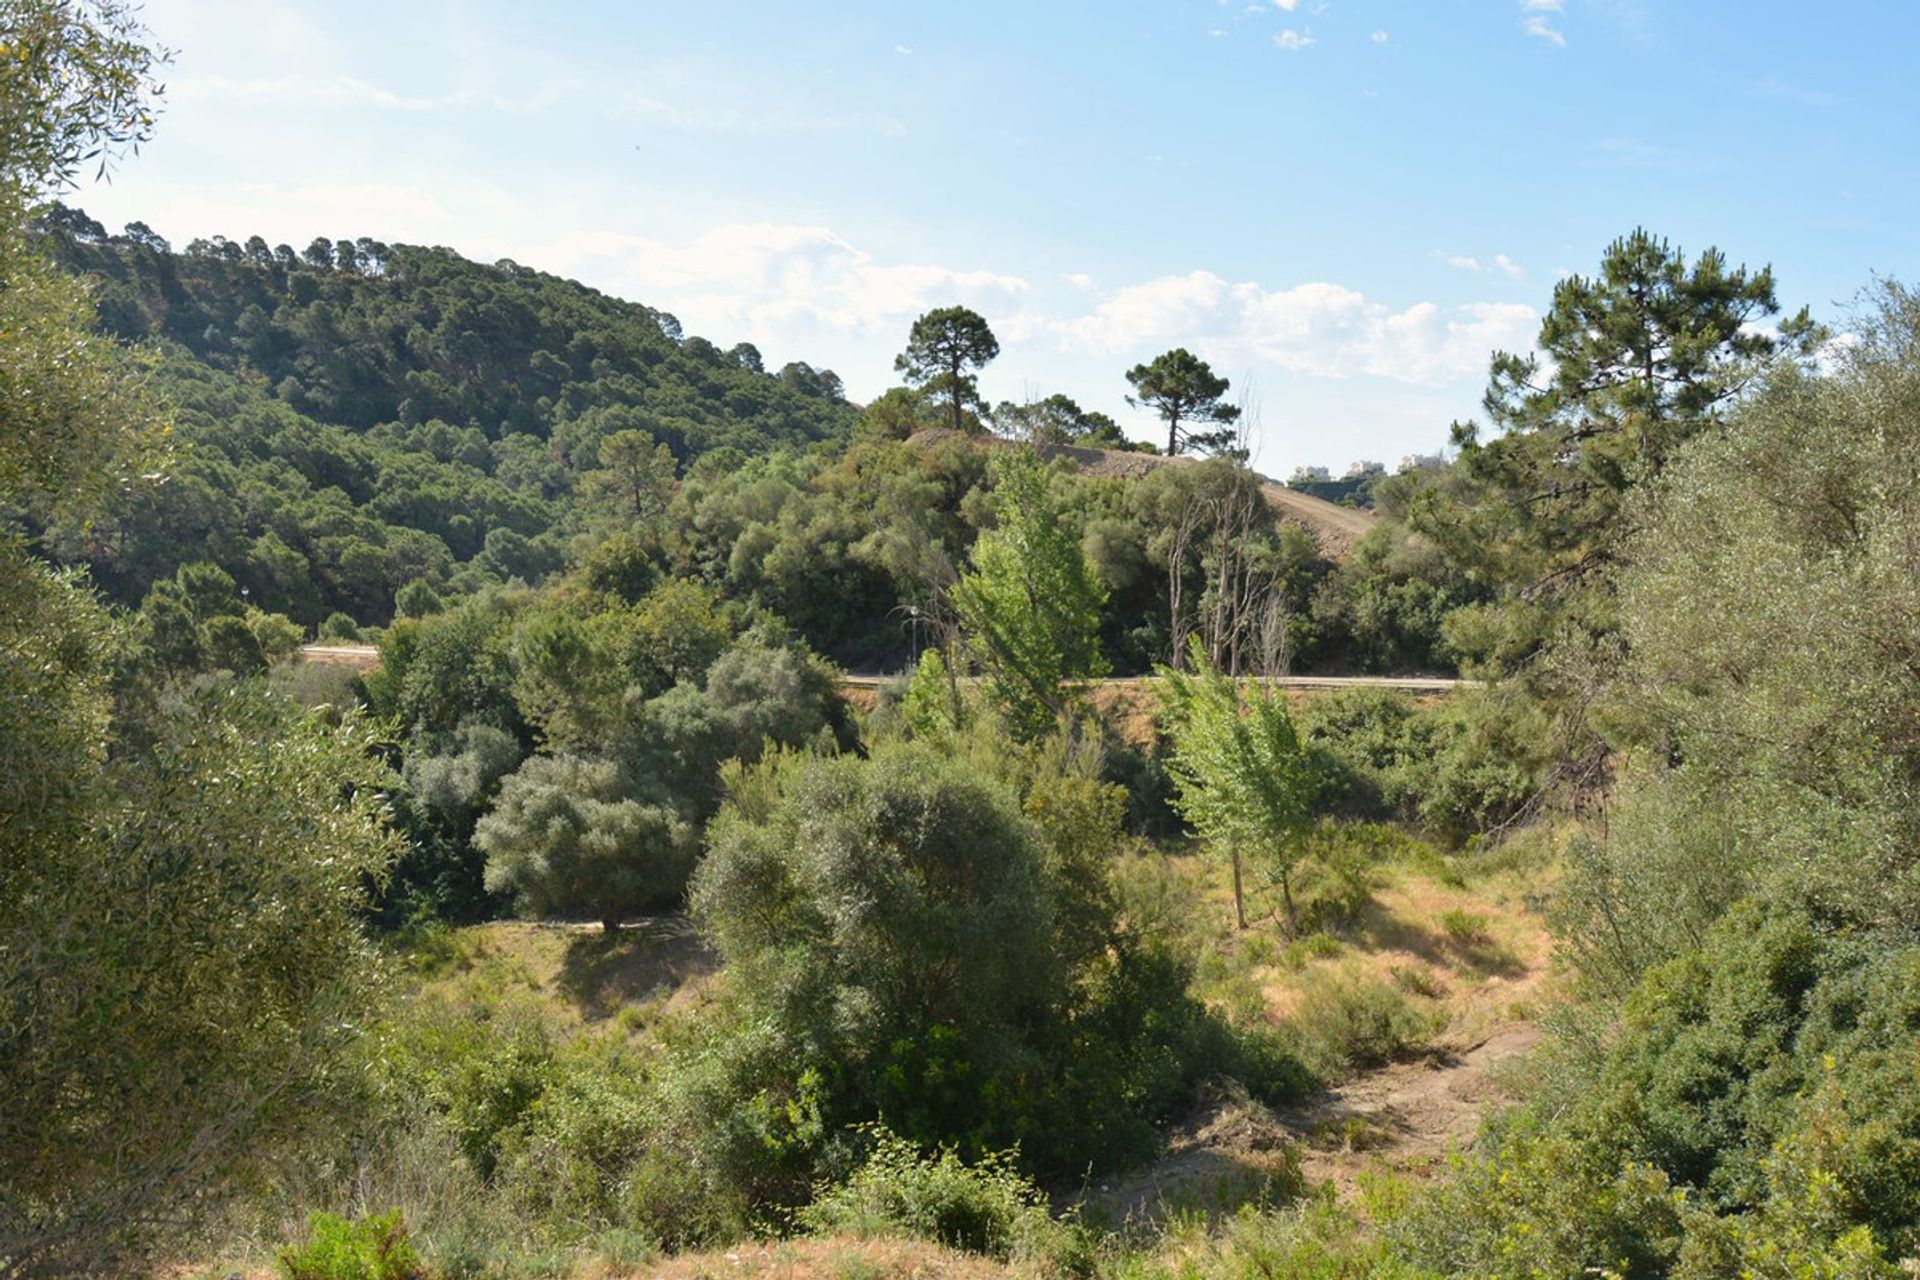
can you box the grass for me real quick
[1112,818,1560,1081]
[397,918,716,1039]
[1438,908,1490,943]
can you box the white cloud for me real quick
[1816,330,1860,375]
[1521,0,1567,45]
[533,223,1030,348]
[1274,27,1315,50]
[1274,0,1299,9]
[893,44,913,55]
[1065,271,1538,386]
[1371,29,1390,43]
[1437,250,1525,278]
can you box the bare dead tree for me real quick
[1251,570,1294,678]
[1165,490,1205,671]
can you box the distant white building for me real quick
[1397,452,1446,473]
[1289,465,1332,483]
[1343,460,1387,480]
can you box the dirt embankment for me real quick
[906,429,1378,560]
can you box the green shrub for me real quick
[1303,687,1543,846]
[1287,971,1438,1079]
[278,1209,422,1280]
[1438,908,1489,943]
[796,1127,1055,1261]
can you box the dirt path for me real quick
[1077,1022,1540,1225]
[1280,1022,1542,1197]
[1260,480,1376,557]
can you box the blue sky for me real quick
[76,1,1918,470]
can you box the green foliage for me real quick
[0,677,401,1274]
[1559,283,1920,990]
[1158,642,1324,928]
[1393,299,1920,1276]
[1397,900,1920,1279]
[395,578,444,618]
[1285,971,1438,1081]
[688,740,1285,1192]
[692,745,1060,1145]
[795,1127,1055,1261]
[1303,687,1543,847]
[278,1209,423,1280]
[367,595,521,738]
[954,450,1108,742]
[1430,229,1819,676]
[1125,347,1240,457]
[894,306,999,434]
[1308,512,1483,673]
[992,392,1135,449]
[37,202,856,623]
[476,755,692,929]
[129,559,313,678]
[0,19,408,1268]
[899,646,965,741]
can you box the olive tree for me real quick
[476,755,692,930]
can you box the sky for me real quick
[73,0,1920,472]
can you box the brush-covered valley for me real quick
[7,5,1920,1279]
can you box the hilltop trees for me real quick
[895,306,999,434]
[992,393,1132,449]
[1126,348,1242,457]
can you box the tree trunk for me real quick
[1279,868,1297,938]
[602,917,620,933]
[1231,851,1247,931]
[1167,411,1180,457]
[950,354,965,433]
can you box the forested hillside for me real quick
[29,205,855,622]
[26,204,1473,674]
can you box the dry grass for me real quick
[403,916,718,1038]
[640,1237,1013,1280]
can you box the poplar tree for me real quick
[953,451,1107,741]
[1157,640,1320,932]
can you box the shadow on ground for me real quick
[557,916,715,1020]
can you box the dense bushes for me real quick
[688,742,1297,1184]
[1397,902,1920,1278]
[1388,287,1920,1280]
[278,1210,423,1280]
[476,756,693,929]
[1302,687,1543,846]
